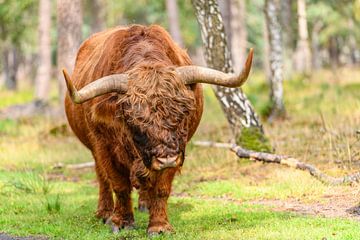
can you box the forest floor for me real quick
[0,68,360,239]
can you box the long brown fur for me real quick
[65,25,203,234]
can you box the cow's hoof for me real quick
[96,209,112,223]
[147,223,174,236]
[106,218,135,234]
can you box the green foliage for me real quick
[0,0,37,49]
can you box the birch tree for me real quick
[265,0,286,121]
[192,0,270,151]
[57,0,82,104]
[35,0,51,102]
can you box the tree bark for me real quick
[57,0,83,104]
[89,0,105,34]
[293,0,312,74]
[35,0,52,101]
[165,0,184,47]
[192,0,270,151]
[265,0,286,121]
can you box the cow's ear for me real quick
[91,94,120,125]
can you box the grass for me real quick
[0,68,360,239]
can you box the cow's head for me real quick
[63,49,253,171]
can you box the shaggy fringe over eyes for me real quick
[117,64,196,130]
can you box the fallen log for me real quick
[53,162,94,170]
[193,141,360,186]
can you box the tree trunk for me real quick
[57,0,82,104]
[293,0,312,74]
[280,0,294,77]
[35,0,52,101]
[219,0,247,72]
[3,47,19,91]
[230,0,247,72]
[89,0,105,34]
[311,21,323,70]
[328,36,340,69]
[280,0,293,49]
[263,15,271,82]
[265,0,286,121]
[165,0,184,47]
[192,0,270,152]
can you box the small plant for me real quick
[45,194,61,214]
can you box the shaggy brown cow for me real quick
[63,24,253,235]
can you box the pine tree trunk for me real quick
[293,0,312,74]
[89,0,105,34]
[192,0,270,151]
[35,0,51,101]
[265,0,286,121]
[57,0,82,104]
[166,0,184,47]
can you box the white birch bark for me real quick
[265,0,286,120]
[192,0,268,148]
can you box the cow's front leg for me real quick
[147,168,177,236]
[111,178,135,232]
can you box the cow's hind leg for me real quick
[94,162,114,222]
[138,188,149,212]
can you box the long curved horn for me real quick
[62,69,128,104]
[176,48,254,87]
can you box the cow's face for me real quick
[119,66,195,171]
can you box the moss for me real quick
[236,127,273,152]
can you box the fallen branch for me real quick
[53,162,94,170]
[193,141,360,186]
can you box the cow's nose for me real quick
[152,155,179,170]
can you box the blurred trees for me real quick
[88,0,105,34]
[57,0,83,104]
[0,0,36,90]
[35,0,51,102]
[166,0,184,46]
[293,0,312,74]
[219,0,247,72]
[0,0,359,121]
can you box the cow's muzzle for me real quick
[151,155,180,171]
